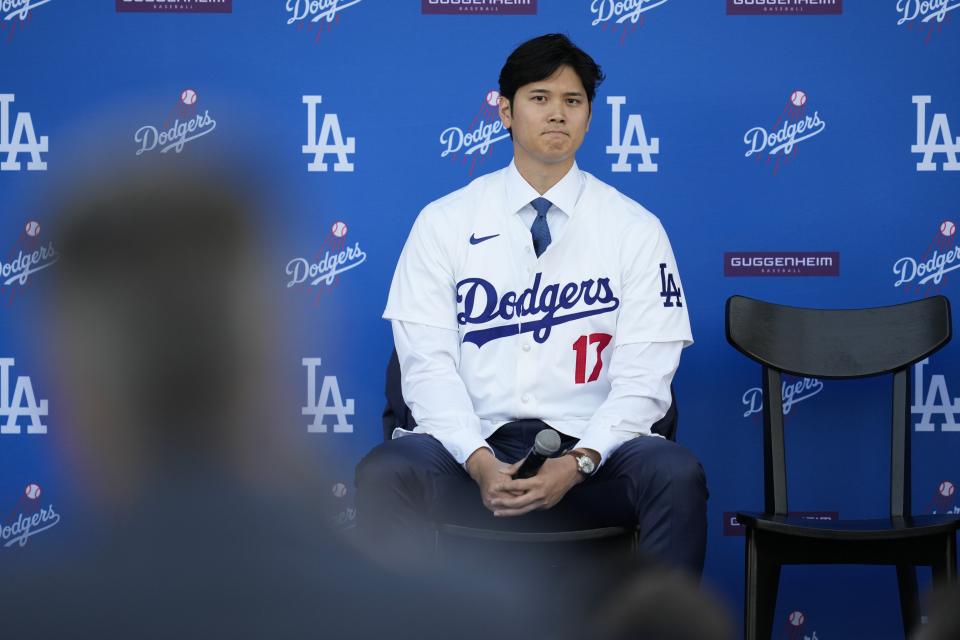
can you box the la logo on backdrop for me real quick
[912,357,960,433]
[744,90,827,175]
[0,93,48,171]
[588,0,671,45]
[1,219,58,306]
[1,483,60,549]
[285,220,367,302]
[896,0,956,43]
[440,90,510,176]
[913,95,960,172]
[607,96,659,173]
[301,357,355,434]
[0,358,47,436]
[134,89,217,156]
[0,0,54,43]
[303,95,355,172]
[285,0,363,43]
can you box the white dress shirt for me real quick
[384,161,693,467]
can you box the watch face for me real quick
[578,455,595,475]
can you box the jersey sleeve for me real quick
[615,219,693,347]
[383,205,459,331]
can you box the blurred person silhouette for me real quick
[913,585,960,640]
[574,566,735,640]
[0,158,534,639]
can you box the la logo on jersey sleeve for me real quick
[658,263,683,308]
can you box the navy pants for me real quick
[355,420,708,575]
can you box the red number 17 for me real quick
[572,333,612,384]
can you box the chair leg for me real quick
[896,565,920,637]
[931,532,957,586]
[744,529,781,640]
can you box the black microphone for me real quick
[514,428,562,479]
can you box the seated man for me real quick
[356,33,707,575]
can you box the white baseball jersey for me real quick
[383,161,693,464]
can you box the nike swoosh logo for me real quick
[469,233,500,245]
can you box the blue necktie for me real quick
[530,197,552,258]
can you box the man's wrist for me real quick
[465,447,495,481]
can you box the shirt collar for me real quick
[504,159,584,218]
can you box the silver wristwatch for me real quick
[568,451,596,476]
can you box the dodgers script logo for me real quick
[1,483,60,549]
[302,357,354,433]
[744,90,826,175]
[456,273,620,348]
[440,90,509,176]
[303,95,355,172]
[0,94,47,171]
[893,220,958,291]
[1,220,58,306]
[925,480,959,514]
[913,357,960,432]
[286,0,362,43]
[135,89,216,156]
[285,220,366,301]
[590,0,669,43]
[742,377,824,419]
[782,610,820,640]
[1,0,53,42]
[913,96,960,171]
[607,96,659,172]
[0,358,47,435]
[897,0,958,43]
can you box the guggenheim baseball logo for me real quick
[421,0,536,15]
[727,0,841,14]
[302,357,354,433]
[135,89,216,156]
[1,484,60,549]
[725,252,839,276]
[0,94,47,171]
[116,0,232,13]
[745,90,826,174]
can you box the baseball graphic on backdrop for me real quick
[24,483,41,500]
[788,611,805,627]
[486,90,500,107]
[331,221,348,238]
[940,220,956,237]
[790,90,807,108]
[24,220,40,237]
[940,480,955,498]
[332,482,347,498]
[180,88,198,106]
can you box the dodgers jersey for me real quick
[383,161,692,463]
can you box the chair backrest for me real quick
[725,295,952,518]
[382,349,680,442]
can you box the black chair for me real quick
[725,295,960,640]
[381,348,678,556]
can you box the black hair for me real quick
[498,33,605,108]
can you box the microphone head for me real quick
[532,428,562,456]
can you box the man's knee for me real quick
[617,438,707,495]
[354,434,448,489]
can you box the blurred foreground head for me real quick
[46,158,300,508]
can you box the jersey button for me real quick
[521,394,530,403]
[522,343,531,352]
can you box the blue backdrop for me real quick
[2,1,959,637]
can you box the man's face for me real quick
[499,65,591,171]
